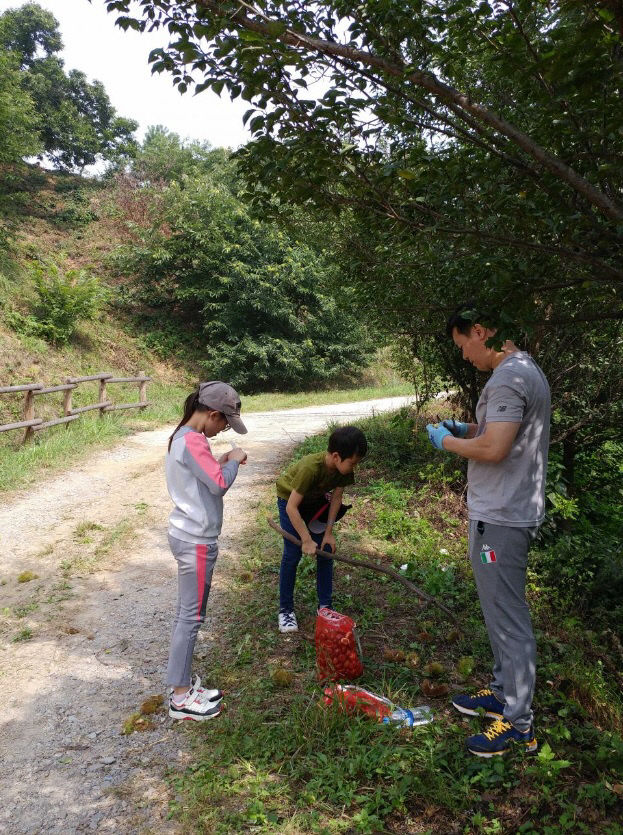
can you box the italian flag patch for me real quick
[480,546,497,564]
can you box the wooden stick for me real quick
[106,376,151,384]
[138,370,148,406]
[103,401,151,411]
[34,384,76,395]
[22,389,36,443]
[32,414,80,431]
[0,418,43,433]
[267,517,456,622]
[63,377,73,428]
[0,383,43,393]
[70,401,112,416]
[98,375,108,417]
[67,373,113,384]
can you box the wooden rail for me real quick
[0,371,151,443]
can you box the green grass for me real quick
[0,380,412,494]
[167,410,623,835]
[240,383,413,414]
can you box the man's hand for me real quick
[320,532,336,554]
[442,419,468,438]
[301,537,317,555]
[426,423,452,450]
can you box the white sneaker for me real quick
[278,611,298,633]
[168,675,222,705]
[169,689,222,721]
[190,674,223,704]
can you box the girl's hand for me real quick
[320,532,336,554]
[301,537,317,555]
[229,447,248,464]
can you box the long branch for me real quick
[195,0,623,222]
[267,517,457,622]
[325,187,623,282]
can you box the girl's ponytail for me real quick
[168,388,203,451]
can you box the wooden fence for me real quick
[0,371,151,443]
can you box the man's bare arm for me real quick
[443,421,520,463]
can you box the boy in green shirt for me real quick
[276,425,368,633]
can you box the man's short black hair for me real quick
[446,300,497,338]
[328,425,368,459]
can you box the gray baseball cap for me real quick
[198,381,248,434]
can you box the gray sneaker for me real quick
[278,611,298,633]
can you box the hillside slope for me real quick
[0,165,194,425]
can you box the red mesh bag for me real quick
[315,607,363,681]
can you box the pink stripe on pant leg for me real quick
[196,544,207,621]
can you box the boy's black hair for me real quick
[328,425,368,459]
[446,300,498,338]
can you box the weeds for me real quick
[73,521,104,544]
[61,517,137,576]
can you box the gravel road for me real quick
[0,396,413,834]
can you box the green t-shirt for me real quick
[276,452,354,512]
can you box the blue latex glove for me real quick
[442,419,468,438]
[426,423,452,450]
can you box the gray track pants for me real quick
[165,534,218,688]
[469,519,538,732]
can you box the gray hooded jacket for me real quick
[166,426,239,544]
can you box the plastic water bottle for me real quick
[382,706,434,727]
[324,684,433,727]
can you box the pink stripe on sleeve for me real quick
[196,544,207,620]
[184,431,226,488]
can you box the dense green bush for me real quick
[534,440,623,625]
[30,264,106,344]
[113,138,374,392]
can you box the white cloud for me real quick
[0,0,251,149]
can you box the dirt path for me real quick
[0,396,413,834]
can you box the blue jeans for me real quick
[278,497,333,612]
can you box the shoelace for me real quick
[483,719,512,741]
[282,612,296,625]
[476,688,494,697]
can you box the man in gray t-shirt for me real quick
[425,303,550,758]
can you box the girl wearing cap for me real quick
[164,381,248,720]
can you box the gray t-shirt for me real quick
[467,351,550,527]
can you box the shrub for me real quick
[30,264,106,345]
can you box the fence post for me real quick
[63,378,73,427]
[138,371,147,407]
[22,389,36,443]
[99,375,108,417]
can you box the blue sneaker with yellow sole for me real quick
[467,718,538,757]
[452,688,505,719]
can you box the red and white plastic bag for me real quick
[315,607,363,681]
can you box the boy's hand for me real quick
[229,447,248,464]
[320,532,336,554]
[301,537,317,555]
[426,423,452,450]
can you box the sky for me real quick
[0,0,251,150]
